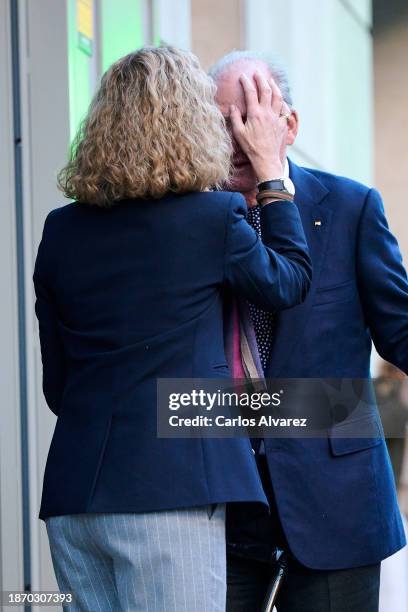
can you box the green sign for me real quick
[77,0,93,56]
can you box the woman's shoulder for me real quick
[181,190,246,213]
[42,200,104,228]
[171,191,248,232]
[39,202,94,249]
[45,201,81,222]
[41,202,74,231]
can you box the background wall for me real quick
[0,0,25,600]
[373,0,408,263]
[191,0,243,68]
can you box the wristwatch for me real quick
[257,177,295,196]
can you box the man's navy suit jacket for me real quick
[258,160,408,570]
[33,191,311,522]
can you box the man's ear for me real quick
[286,110,299,146]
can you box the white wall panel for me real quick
[244,0,373,184]
[155,0,191,49]
[341,0,372,28]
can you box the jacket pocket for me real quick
[210,363,231,378]
[329,414,383,456]
[313,279,356,306]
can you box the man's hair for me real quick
[58,46,232,206]
[208,50,293,108]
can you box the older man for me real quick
[210,50,408,612]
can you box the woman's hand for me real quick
[229,72,289,182]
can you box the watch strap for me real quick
[258,179,286,192]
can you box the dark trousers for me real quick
[226,455,381,612]
[227,552,380,611]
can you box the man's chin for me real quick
[228,170,257,194]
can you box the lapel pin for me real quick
[314,220,322,226]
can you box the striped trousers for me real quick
[46,504,226,611]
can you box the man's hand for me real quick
[229,72,289,182]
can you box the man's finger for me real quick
[239,74,259,118]
[269,77,284,115]
[254,71,272,108]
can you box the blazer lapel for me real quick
[266,160,333,376]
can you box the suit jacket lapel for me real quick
[266,160,333,377]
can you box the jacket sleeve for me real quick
[224,192,312,310]
[33,212,66,416]
[356,188,408,373]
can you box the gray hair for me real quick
[208,50,293,107]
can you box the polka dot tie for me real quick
[246,205,275,374]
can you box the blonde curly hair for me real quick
[58,46,232,206]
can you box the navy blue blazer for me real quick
[33,190,311,520]
[259,161,407,569]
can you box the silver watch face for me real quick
[283,177,295,195]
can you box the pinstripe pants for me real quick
[45,504,226,611]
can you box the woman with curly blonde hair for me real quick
[34,46,310,610]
